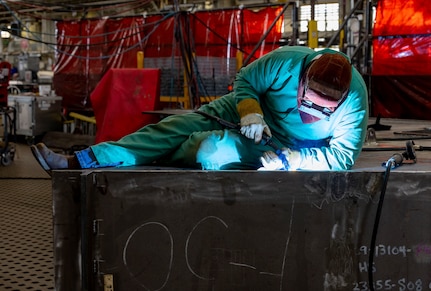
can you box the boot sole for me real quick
[30,145,52,176]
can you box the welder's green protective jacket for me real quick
[89,46,368,170]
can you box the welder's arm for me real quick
[237,99,272,143]
[233,53,290,143]
[295,96,368,171]
[259,94,367,171]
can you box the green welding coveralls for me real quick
[88,46,368,170]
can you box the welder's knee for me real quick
[196,129,242,170]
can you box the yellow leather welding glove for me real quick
[237,99,272,143]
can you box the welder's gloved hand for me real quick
[259,149,288,170]
[259,148,300,171]
[237,98,272,143]
[240,113,272,143]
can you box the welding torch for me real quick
[195,110,290,170]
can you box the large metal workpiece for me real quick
[52,118,431,291]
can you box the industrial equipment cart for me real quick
[7,94,63,144]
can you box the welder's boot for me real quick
[31,143,80,175]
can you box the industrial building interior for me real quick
[1,0,431,290]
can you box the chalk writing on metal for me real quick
[120,200,296,291]
[353,244,431,291]
[122,222,173,291]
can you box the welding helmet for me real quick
[298,53,352,122]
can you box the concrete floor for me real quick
[0,142,53,291]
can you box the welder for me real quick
[31,46,368,173]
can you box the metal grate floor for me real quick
[0,178,54,291]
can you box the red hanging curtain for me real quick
[371,0,431,119]
[53,7,284,111]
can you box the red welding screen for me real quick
[90,68,161,143]
[372,0,431,76]
[371,0,431,119]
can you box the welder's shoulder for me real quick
[258,46,312,71]
[274,45,314,54]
